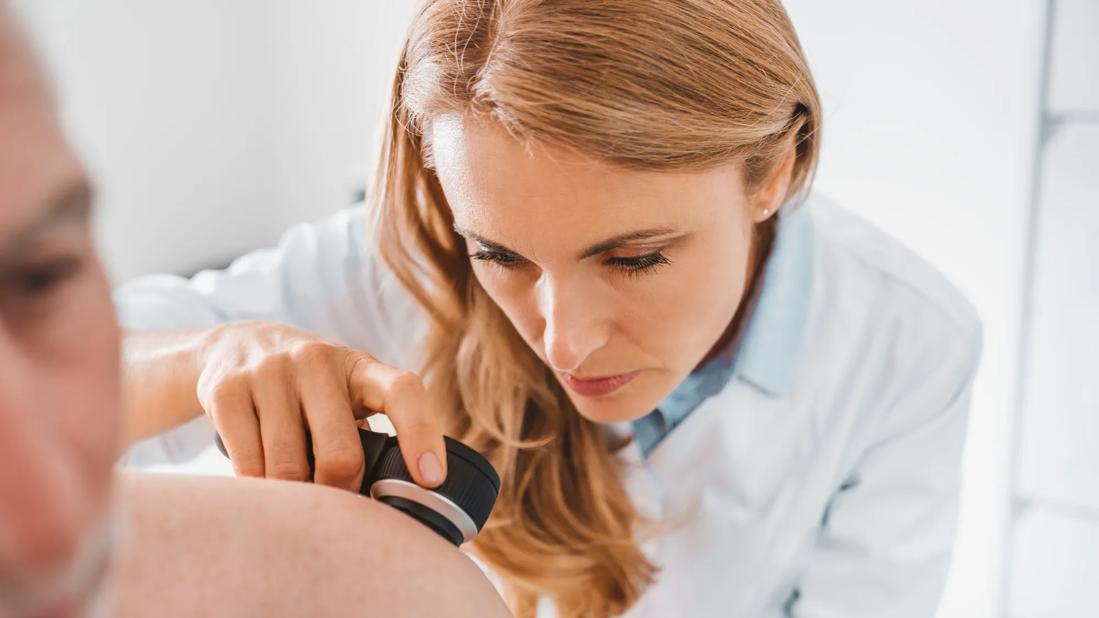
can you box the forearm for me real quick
[119,327,217,450]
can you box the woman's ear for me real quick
[752,142,798,223]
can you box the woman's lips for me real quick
[562,370,640,397]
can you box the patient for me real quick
[0,5,511,617]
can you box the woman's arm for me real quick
[110,472,512,617]
[119,327,213,448]
[115,207,445,491]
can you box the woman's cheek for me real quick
[473,266,547,350]
[471,263,512,306]
[643,248,745,358]
[473,265,525,319]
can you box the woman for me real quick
[117,1,983,616]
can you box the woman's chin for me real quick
[572,402,646,424]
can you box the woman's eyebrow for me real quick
[453,224,679,261]
[577,227,678,259]
[452,226,517,255]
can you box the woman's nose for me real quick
[538,276,610,373]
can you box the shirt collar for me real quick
[654,203,816,428]
[731,201,816,397]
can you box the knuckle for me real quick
[233,457,265,478]
[289,340,333,366]
[204,378,249,412]
[317,444,365,481]
[267,459,311,482]
[387,371,425,398]
[349,350,376,368]
[253,352,292,379]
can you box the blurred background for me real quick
[10,1,1096,616]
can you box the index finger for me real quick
[348,358,447,489]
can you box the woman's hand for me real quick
[195,321,447,491]
[117,319,446,492]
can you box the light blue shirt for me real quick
[630,204,815,458]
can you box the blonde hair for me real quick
[370,1,820,615]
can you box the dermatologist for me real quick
[115,1,983,616]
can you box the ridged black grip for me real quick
[215,428,501,542]
[370,434,500,531]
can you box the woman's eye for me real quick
[469,247,671,277]
[469,249,523,268]
[607,251,671,277]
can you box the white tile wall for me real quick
[1012,7,1099,608]
[1049,0,1099,113]
[1018,124,1099,513]
[1009,506,1099,616]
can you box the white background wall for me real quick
[10,1,1072,616]
[15,0,419,280]
[783,2,1046,617]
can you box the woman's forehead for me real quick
[432,115,748,240]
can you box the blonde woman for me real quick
[117,1,983,616]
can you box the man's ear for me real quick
[751,141,797,223]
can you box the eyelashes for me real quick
[468,249,671,277]
[469,250,522,268]
[607,251,671,276]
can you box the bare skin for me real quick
[111,474,511,618]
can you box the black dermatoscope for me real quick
[215,428,500,546]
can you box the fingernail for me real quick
[418,451,444,485]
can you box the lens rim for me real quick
[368,478,480,544]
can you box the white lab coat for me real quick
[115,193,982,617]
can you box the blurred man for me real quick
[0,7,118,612]
[0,5,510,617]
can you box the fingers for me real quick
[204,380,264,478]
[251,360,311,483]
[198,323,441,493]
[349,357,447,489]
[297,347,365,492]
